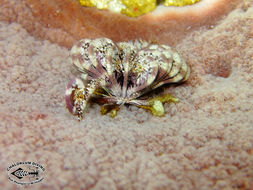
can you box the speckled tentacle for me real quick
[147,44,173,81]
[156,50,190,87]
[71,38,119,79]
[127,49,159,98]
[71,38,122,95]
[116,42,138,98]
[65,78,99,120]
[150,47,190,89]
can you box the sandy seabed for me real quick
[0,1,253,190]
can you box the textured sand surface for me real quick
[0,1,253,190]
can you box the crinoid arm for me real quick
[139,94,179,116]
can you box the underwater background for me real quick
[0,0,252,189]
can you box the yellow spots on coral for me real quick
[78,0,201,17]
[78,0,156,17]
[121,0,156,17]
[79,0,94,7]
[164,0,201,7]
[79,0,126,12]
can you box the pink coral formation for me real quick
[0,0,253,189]
[0,0,241,48]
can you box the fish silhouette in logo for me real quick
[11,167,39,180]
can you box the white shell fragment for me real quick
[66,38,190,120]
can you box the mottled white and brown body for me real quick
[65,38,190,120]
